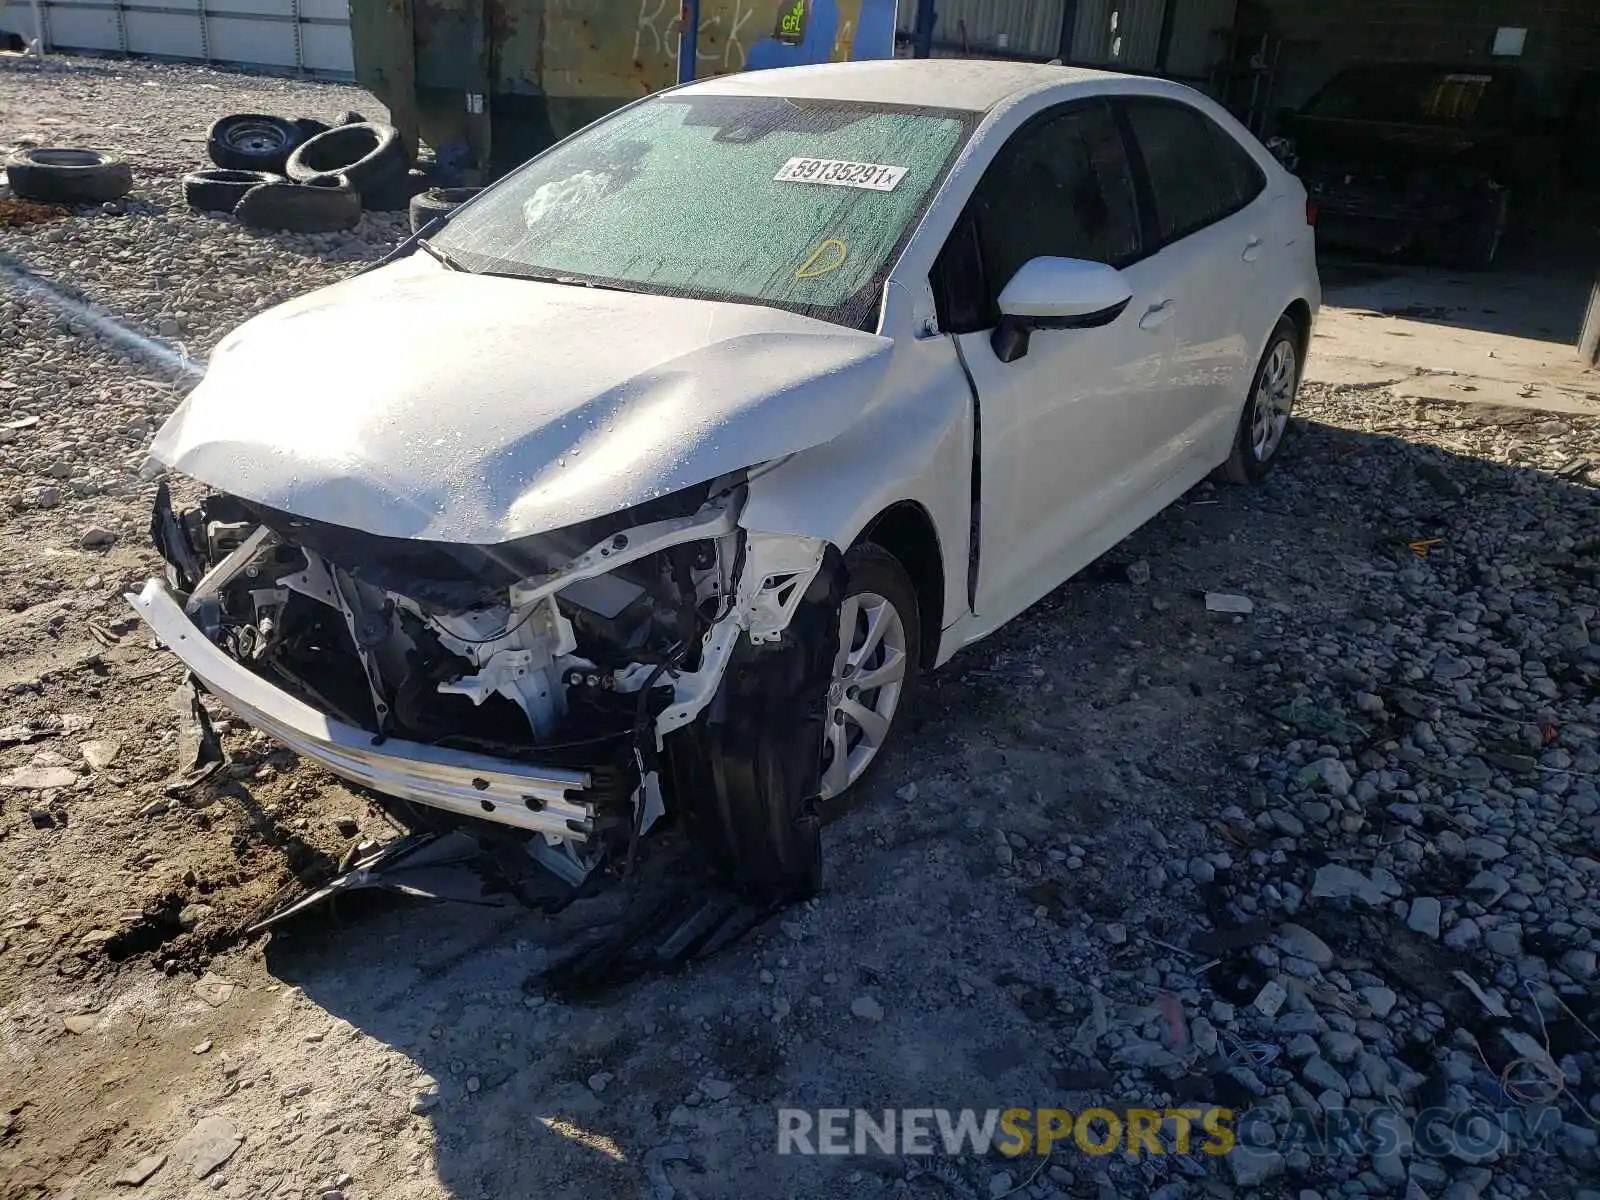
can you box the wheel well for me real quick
[1284,299,1312,367]
[856,502,943,667]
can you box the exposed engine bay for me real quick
[133,474,844,974]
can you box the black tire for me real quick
[1453,187,1510,271]
[183,168,283,214]
[4,148,132,204]
[285,122,408,192]
[335,110,367,127]
[662,547,849,901]
[818,543,922,806]
[409,186,481,233]
[234,177,361,234]
[1215,316,1301,486]
[292,117,331,140]
[206,114,304,174]
[361,167,430,213]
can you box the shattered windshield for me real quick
[1303,66,1513,128]
[426,93,974,329]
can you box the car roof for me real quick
[682,59,1135,113]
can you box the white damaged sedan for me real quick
[132,60,1318,945]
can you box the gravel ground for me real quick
[3,56,1599,1200]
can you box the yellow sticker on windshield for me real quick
[796,239,848,279]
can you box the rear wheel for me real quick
[818,544,920,802]
[1215,316,1300,485]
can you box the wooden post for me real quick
[1581,275,1600,369]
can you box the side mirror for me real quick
[991,257,1133,363]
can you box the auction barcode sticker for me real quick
[774,157,907,191]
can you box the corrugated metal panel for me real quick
[1,0,353,75]
[1072,0,1115,61]
[1069,0,1163,69]
[1118,0,1163,67]
[1162,0,1235,80]
[929,0,1066,58]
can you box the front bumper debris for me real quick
[129,578,594,840]
[128,477,843,984]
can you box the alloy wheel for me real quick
[1250,339,1297,462]
[818,590,908,800]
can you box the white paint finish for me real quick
[957,247,1176,633]
[204,0,293,15]
[740,330,975,651]
[151,254,894,545]
[205,16,297,67]
[124,11,204,58]
[685,58,1120,110]
[30,5,116,49]
[996,256,1132,320]
[1140,208,1260,479]
[300,22,356,74]
[15,0,352,74]
[159,63,1320,678]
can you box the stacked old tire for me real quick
[408,187,482,234]
[184,109,424,233]
[4,148,134,204]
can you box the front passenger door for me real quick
[933,99,1176,634]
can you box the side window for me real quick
[1120,98,1265,247]
[932,100,1140,334]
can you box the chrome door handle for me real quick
[1242,237,1263,262]
[1138,300,1175,331]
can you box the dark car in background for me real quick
[1279,63,1558,269]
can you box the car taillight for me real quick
[1305,199,1318,227]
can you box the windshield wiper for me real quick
[414,250,648,293]
[417,239,467,271]
[513,272,649,295]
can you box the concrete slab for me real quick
[1304,255,1600,417]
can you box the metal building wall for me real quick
[921,0,1066,58]
[1069,0,1165,69]
[892,0,1220,73]
[0,0,354,75]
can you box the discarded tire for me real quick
[234,177,361,234]
[206,114,304,174]
[409,186,482,233]
[293,117,331,141]
[183,168,283,214]
[285,122,407,193]
[361,167,430,213]
[4,148,133,204]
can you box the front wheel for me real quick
[1215,316,1301,486]
[817,545,921,803]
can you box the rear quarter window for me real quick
[1120,97,1266,249]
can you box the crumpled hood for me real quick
[151,254,893,544]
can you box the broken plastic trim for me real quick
[133,478,840,972]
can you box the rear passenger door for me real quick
[1115,97,1271,475]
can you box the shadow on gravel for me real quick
[255,412,1597,1199]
